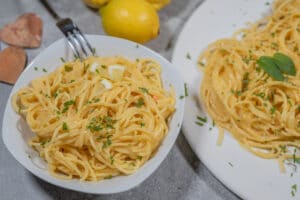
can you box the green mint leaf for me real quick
[273,52,296,76]
[257,56,284,81]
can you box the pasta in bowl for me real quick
[2,35,185,193]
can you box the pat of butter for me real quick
[108,65,125,81]
[101,79,112,89]
[89,62,99,73]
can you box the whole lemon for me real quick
[83,0,109,8]
[146,0,170,10]
[100,0,160,43]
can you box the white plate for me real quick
[2,35,185,194]
[172,0,299,200]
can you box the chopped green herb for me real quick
[184,83,188,97]
[279,145,286,153]
[265,2,270,6]
[271,32,275,37]
[292,148,300,163]
[110,155,114,165]
[212,121,215,127]
[87,124,102,131]
[228,162,234,167]
[34,67,38,71]
[95,69,100,74]
[104,175,112,179]
[135,98,144,108]
[197,116,207,123]
[231,89,242,96]
[42,68,47,73]
[263,102,268,107]
[195,122,204,126]
[53,90,59,98]
[254,92,265,99]
[62,100,75,113]
[186,53,191,60]
[179,95,184,99]
[101,65,107,69]
[64,65,73,72]
[40,140,49,147]
[140,122,145,127]
[73,54,79,60]
[198,62,205,67]
[93,98,100,103]
[291,184,297,197]
[139,87,149,94]
[103,116,115,129]
[62,122,68,131]
[137,156,142,160]
[64,100,75,106]
[92,48,96,55]
[136,58,140,62]
[242,57,250,64]
[87,116,116,131]
[294,157,300,164]
[136,44,139,48]
[102,136,112,148]
[270,106,276,114]
[60,57,66,63]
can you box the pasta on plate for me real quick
[199,0,300,170]
[13,56,175,181]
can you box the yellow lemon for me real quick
[83,0,109,8]
[146,0,170,10]
[100,0,160,43]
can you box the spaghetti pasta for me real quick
[199,0,300,170]
[13,56,175,180]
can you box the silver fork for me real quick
[39,0,95,59]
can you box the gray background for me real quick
[0,0,240,199]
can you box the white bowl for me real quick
[2,35,185,194]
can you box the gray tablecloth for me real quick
[0,0,240,199]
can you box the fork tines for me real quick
[56,18,95,59]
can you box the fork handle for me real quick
[39,0,61,21]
